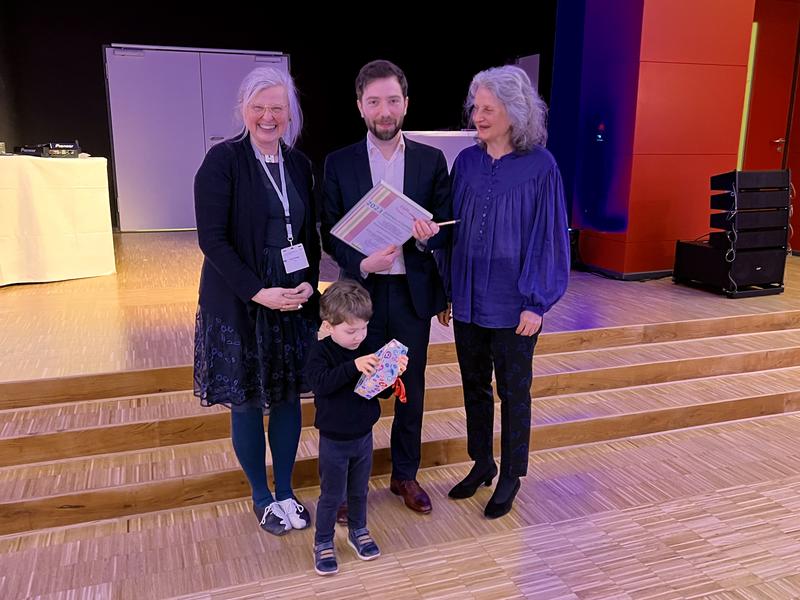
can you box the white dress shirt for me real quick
[366,132,407,275]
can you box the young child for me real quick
[304,279,408,576]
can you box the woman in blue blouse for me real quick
[443,65,570,518]
[194,67,320,535]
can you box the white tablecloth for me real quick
[0,155,116,286]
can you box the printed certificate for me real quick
[330,180,432,255]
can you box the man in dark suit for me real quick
[321,59,451,515]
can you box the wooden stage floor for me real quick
[2,231,799,383]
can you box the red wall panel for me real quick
[640,0,754,65]
[579,231,627,274]
[624,241,678,273]
[633,63,747,156]
[626,154,739,244]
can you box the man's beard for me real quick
[369,118,403,141]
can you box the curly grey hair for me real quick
[235,66,303,147]
[467,65,548,151]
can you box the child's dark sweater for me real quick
[304,336,386,441]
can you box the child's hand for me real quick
[355,354,380,375]
[397,354,408,376]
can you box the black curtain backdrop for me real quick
[3,8,557,224]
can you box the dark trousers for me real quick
[365,275,431,481]
[315,432,373,545]
[453,320,539,478]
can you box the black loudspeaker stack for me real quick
[673,169,790,298]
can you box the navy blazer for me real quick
[321,136,451,320]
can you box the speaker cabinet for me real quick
[673,241,785,298]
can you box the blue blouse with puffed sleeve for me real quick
[447,143,570,328]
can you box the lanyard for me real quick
[256,146,294,245]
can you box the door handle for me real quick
[772,138,786,144]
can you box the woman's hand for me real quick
[437,302,452,327]
[355,354,380,375]
[252,283,314,311]
[279,282,314,311]
[516,310,542,337]
[292,282,314,300]
[251,287,304,311]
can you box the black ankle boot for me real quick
[448,461,498,499]
[484,476,520,518]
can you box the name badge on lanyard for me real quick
[281,243,310,273]
[258,147,310,274]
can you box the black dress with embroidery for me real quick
[193,138,320,413]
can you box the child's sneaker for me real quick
[253,501,291,536]
[278,496,311,529]
[313,541,338,576]
[347,527,381,560]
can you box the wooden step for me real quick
[3,366,800,535]
[442,308,800,363]
[431,327,800,399]
[531,366,800,449]
[5,328,800,467]
[5,311,800,409]
[0,366,194,411]
[0,408,473,535]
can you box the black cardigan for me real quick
[194,135,321,322]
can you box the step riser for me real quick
[1,367,194,411]
[0,402,314,468]
[0,413,231,468]
[532,347,800,396]
[532,392,797,450]
[536,311,800,356]
[3,391,796,535]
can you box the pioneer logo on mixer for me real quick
[13,140,81,158]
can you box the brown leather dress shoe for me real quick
[390,479,432,513]
[336,502,348,524]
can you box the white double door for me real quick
[105,46,288,231]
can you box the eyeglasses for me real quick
[249,104,288,117]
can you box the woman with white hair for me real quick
[441,65,570,518]
[193,66,320,535]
